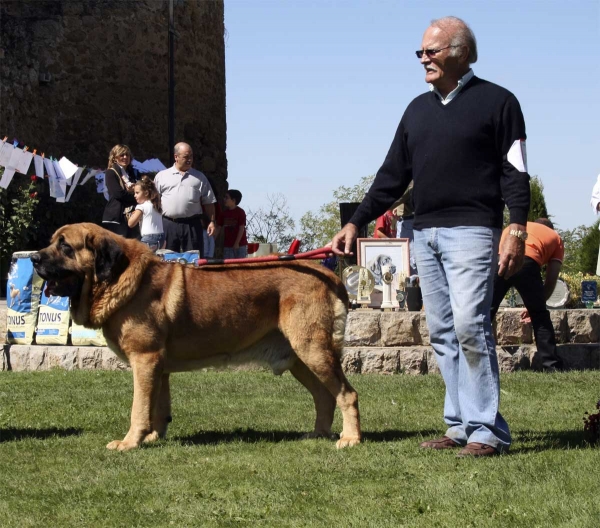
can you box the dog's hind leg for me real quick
[143,373,172,444]
[300,350,361,449]
[289,359,337,440]
[285,334,361,448]
[107,352,164,451]
[281,294,361,448]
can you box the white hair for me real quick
[430,16,478,64]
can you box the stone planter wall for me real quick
[2,305,599,374]
[341,309,600,374]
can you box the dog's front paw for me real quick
[106,439,139,451]
[336,436,361,449]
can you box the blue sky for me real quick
[224,0,600,233]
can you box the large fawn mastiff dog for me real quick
[31,223,361,451]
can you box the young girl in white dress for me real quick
[127,175,165,252]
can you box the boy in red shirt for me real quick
[374,209,398,238]
[219,189,248,259]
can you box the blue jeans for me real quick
[141,233,165,252]
[223,246,248,259]
[413,226,510,451]
[202,230,215,258]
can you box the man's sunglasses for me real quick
[415,45,460,59]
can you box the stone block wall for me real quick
[340,308,600,374]
[6,345,129,372]
[2,305,599,374]
[0,0,227,196]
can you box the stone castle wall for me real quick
[0,0,227,196]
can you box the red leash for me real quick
[196,247,334,266]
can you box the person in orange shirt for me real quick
[490,218,564,372]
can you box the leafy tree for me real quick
[298,175,376,250]
[558,221,599,275]
[578,220,600,274]
[245,193,296,250]
[558,224,586,274]
[528,176,549,221]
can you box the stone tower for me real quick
[0,0,227,196]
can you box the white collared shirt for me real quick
[154,164,216,219]
[430,69,474,105]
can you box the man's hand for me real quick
[206,221,215,236]
[328,223,359,256]
[520,309,531,324]
[497,223,526,279]
[204,204,216,236]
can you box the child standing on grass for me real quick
[219,189,248,259]
[128,175,165,252]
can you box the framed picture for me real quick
[357,238,411,307]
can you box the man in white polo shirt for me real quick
[154,142,216,255]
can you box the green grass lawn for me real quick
[0,370,599,528]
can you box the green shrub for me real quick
[0,168,40,266]
[578,220,600,275]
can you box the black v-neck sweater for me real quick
[349,76,531,230]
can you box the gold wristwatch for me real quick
[509,229,528,241]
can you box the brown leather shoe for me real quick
[456,442,499,458]
[419,436,460,450]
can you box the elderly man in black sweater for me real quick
[330,16,530,458]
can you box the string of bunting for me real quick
[0,136,166,202]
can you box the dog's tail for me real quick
[331,295,348,355]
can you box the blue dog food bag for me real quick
[35,287,70,345]
[158,250,199,264]
[6,251,44,344]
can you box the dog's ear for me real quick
[87,234,128,283]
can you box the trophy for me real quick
[342,265,375,309]
[396,289,406,310]
[581,280,597,309]
[546,279,570,309]
[380,264,395,311]
[395,274,407,310]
